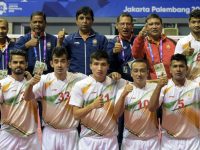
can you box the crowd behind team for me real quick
[0,5,200,150]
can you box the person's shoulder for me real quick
[74,76,91,86]
[176,34,190,44]
[40,72,54,81]
[68,72,87,80]
[186,79,199,87]
[146,82,157,89]
[165,37,177,45]
[0,76,12,85]
[45,33,57,39]
[94,31,106,38]
[18,33,31,40]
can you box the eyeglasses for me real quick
[118,22,133,27]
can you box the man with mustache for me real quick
[0,49,39,150]
[107,12,135,148]
[57,6,108,75]
[107,12,135,82]
[15,11,57,74]
[0,18,15,77]
[132,14,176,80]
[175,9,200,80]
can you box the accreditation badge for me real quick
[0,69,8,80]
[33,61,46,75]
[154,63,167,78]
[123,65,128,74]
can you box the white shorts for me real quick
[161,134,200,150]
[42,126,78,150]
[0,130,40,150]
[79,135,119,150]
[121,136,160,150]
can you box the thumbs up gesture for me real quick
[113,37,123,53]
[121,81,133,97]
[57,28,67,46]
[183,41,194,56]
[139,24,148,37]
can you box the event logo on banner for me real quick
[0,2,7,15]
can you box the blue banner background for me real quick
[0,0,200,18]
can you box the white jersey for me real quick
[159,79,200,139]
[116,82,158,140]
[0,76,38,137]
[69,75,126,137]
[33,72,86,129]
[175,33,200,78]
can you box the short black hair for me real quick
[90,50,109,64]
[170,54,187,66]
[130,59,149,70]
[0,18,8,28]
[52,47,69,60]
[9,49,27,62]
[189,9,200,21]
[76,6,94,21]
[145,14,162,24]
[30,11,47,23]
[117,12,133,23]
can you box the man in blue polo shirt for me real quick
[15,11,57,74]
[57,6,108,75]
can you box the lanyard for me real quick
[1,41,8,70]
[148,40,163,64]
[34,34,47,62]
[118,36,132,62]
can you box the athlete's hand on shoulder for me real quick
[109,72,121,81]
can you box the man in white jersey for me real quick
[149,54,200,150]
[24,47,86,150]
[69,50,126,150]
[115,59,160,150]
[175,9,200,80]
[0,49,39,150]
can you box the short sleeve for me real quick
[69,82,84,107]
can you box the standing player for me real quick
[114,59,160,150]
[0,50,39,150]
[149,54,200,150]
[69,50,126,150]
[24,47,86,150]
[175,9,200,80]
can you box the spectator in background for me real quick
[107,12,135,81]
[15,11,57,74]
[57,6,108,75]
[175,9,200,80]
[0,18,15,77]
[132,14,176,80]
